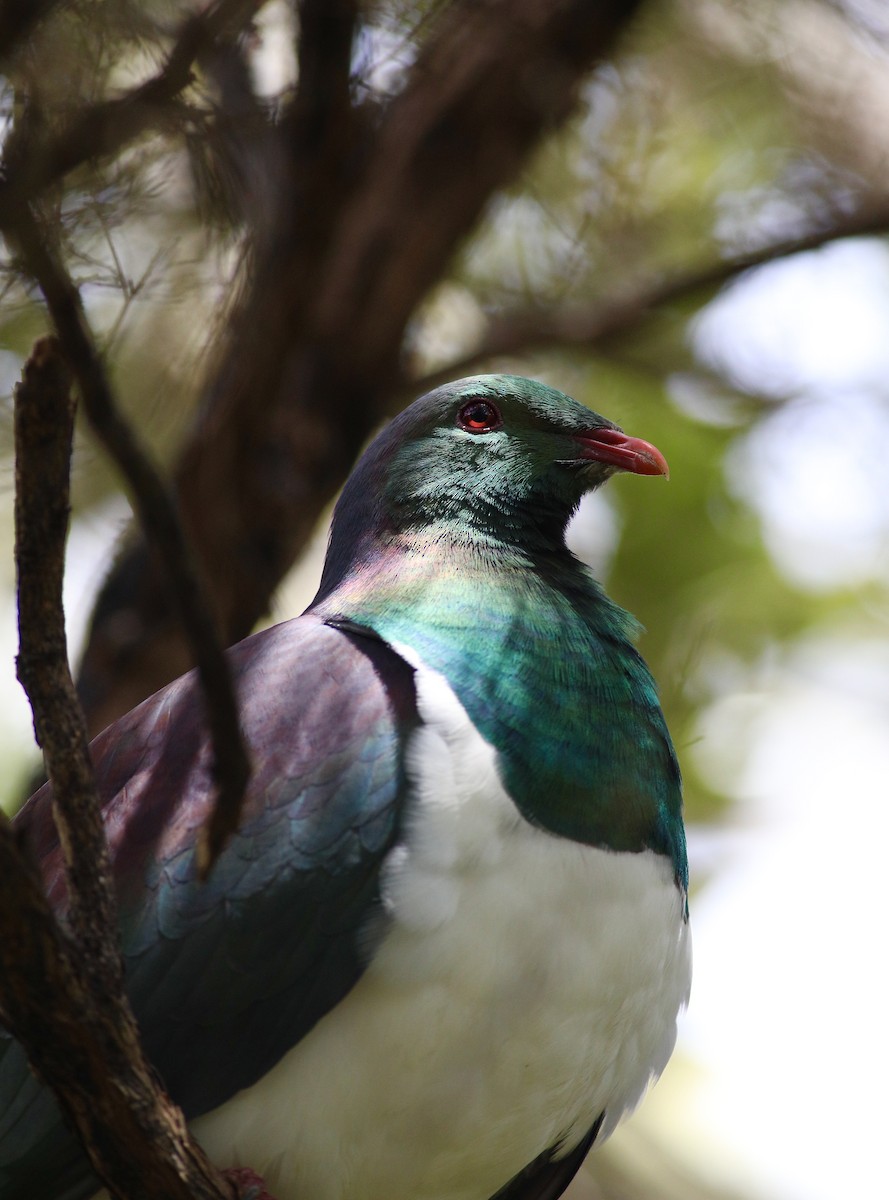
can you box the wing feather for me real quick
[488,1117,604,1200]
[0,616,416,1199]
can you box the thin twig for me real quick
[408,203,889,394]
[9,207,250,874]
[0,0,264,226]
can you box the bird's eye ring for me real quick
[457,400,502,433]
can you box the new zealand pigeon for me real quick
[0,374,690,1200]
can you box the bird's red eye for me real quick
[457,400,501,433]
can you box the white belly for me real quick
[184,659,691,1200]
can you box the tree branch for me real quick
[3,336,236,1200]
[0,0,264,226]
[189,28,283,236]
[8,207,250,872]
[409,201,889,393]
[0,814,235,1200]
[311,0,648,361]
[76,0,645,732]
[13,338,120,976]
[0,0,61,67]
[293,0,358,139]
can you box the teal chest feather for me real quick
[324,556,687,891]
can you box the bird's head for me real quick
[316,374,667,595]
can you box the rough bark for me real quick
[3,337,237,1200]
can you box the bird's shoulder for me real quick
[13,615,420,1120]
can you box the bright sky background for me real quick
[2,238,888,1200]
[662,238,889,1200]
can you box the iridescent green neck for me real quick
[312,539,687,890]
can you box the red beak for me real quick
[574,428,669,478]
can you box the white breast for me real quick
[184,657,692,1200]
